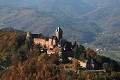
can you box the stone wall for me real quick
[34,38,56,49]
[78,60,87,68]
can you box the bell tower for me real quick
[55,27,63,40]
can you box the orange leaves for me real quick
[28,51,38,60]
[0,32,26,52]
[9,65,18,74]
[72,60,79,70]
[11,54,20,66]
[86,48,97,58]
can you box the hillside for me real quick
[0,0,120,58]
[0,31,120,80]
[0,31,26,52]
[0,27,25,32]
[80,6,120,61]
[0,1,120,79]
[80,7,120,34]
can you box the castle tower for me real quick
[26,31,32,41]
[55,27,63,40]
[26,31,34,50]
[49,38,53,48]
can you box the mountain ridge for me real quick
[0,0,119,45]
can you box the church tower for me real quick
[55,27,63,40]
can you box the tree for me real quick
[72,60,80,70]
[19,51,28,62]
[50,54,59,65]
[25,36,34,50]
[102,63,110,72]
[4,55,11,67]
[86,48,97,58]
[110,60,118,71]
[11,54,20,66]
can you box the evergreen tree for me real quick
[110,60,118,71]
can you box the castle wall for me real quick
[47,50,55,55]
[34,38,46,46]
[30,27,62,49]
[34,38,56,49]
[78,60,87,68]
[53,39,57,45]
[46,41,49,48]
[49,38,53,47]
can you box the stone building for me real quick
[26,31,34,50]
[26,27,63,49]
[26,27,75,59]
[55,27,63,40]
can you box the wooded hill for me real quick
[0,31,120,80]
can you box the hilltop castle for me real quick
[26,27,75,60]
[26,27,63,49]
[25,27,97,69]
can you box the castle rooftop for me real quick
[56,27,62,32]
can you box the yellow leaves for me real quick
[0,52,9,61]
[11,54,20,66]
[37,53,46,62]
[72,60,79,70]
[9,65,18,74]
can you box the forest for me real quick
[0,31,120,80]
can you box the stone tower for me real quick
[26,31,32,41]
[55,27,63,40]
[26,31,33,50]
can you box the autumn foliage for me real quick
[0,32,120,80]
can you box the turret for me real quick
[26,31,33,50]
[26,31,32,41]
[55,27,63,40]
[27,31,31,37]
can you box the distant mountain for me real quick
[78,2,120,61]
[0,27,25,32]
[81,0,120,8]
[0,0,95,17]
[0,6,101,43]
[80,7,120,33]
[96,0,120,8]
[0,0,101,43]
[0,0,119,45]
